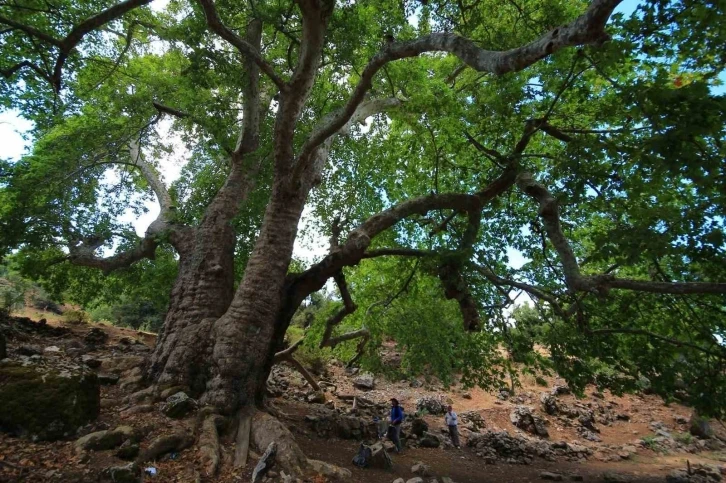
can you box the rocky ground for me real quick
[2,310,726,483]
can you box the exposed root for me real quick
[137,431,195,464]
[198,413,225,476]
[233,408,253,468]
[250,411,351,480]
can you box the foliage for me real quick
[62,309,90,325]
[0,0,725,414]
[0,274,30,313]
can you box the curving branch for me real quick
[67,139,179,274]
[471,263,567,318]
[0,0,153,91]
[516,172,726,296]
[319,271,360,348]
[196,0,285,90]
[293,97,404,183]
[296,0,620,163]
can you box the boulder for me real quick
[690,414,713,439]
[412,461,431,476]
[369,442,393,470]
[0,361,99,441]
[84,327,108,347]
[419,432,441,448]
[551,385,570,396]
[99,462,141,483]
[161,392,197,418]
[252,442,277,483]
[602,472,632,483]
[540,472,563,481]
[407,479,425,483]
[353,373,375,390]
[510,406,549,438]
[16,345,42,356]
[415,395,450,415]
[666,464,722,483]
[411,418,429,437]
[81,355,102,368]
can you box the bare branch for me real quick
[472,263,566,317]
[196,0,285,89]
[273,339,321,391]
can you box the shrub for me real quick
[111,300,164,332]
[32,296,63,315]
[0,276,29,313]
[63,309,90,325]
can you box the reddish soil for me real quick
[1,311,725,483]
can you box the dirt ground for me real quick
[2,310,725,483]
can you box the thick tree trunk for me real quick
[147,224,236,396]
[202,184,308,412]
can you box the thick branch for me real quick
[298,0,619,161]
[319,271,358,348]
[1,0,152,90]
[68,236,158,274]
[517,172,726,296]
[235,18,263,155]
[129,139,173,213]
[0,15,62,46]
[293,97,403,182]
[67,139,178,274]
[196,0,285,89]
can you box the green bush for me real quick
[62,309,90,325]
[111,300,164,332]
[0,275,30,313]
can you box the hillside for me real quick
[1,310,725,483]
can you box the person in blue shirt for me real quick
[388,398,404,452]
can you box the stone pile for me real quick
[415,395,451,415]
[510,406,549,438]
[304,409,378,440]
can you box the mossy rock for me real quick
[0,361,100,441]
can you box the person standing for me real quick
[388,398,404,452]
[445,405,461,448]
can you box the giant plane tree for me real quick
[2,0,726,474]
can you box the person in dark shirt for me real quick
[388,398,403,452]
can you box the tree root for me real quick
[250,411,351,480]
[233,408,252,468]
[198,413,225,476]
